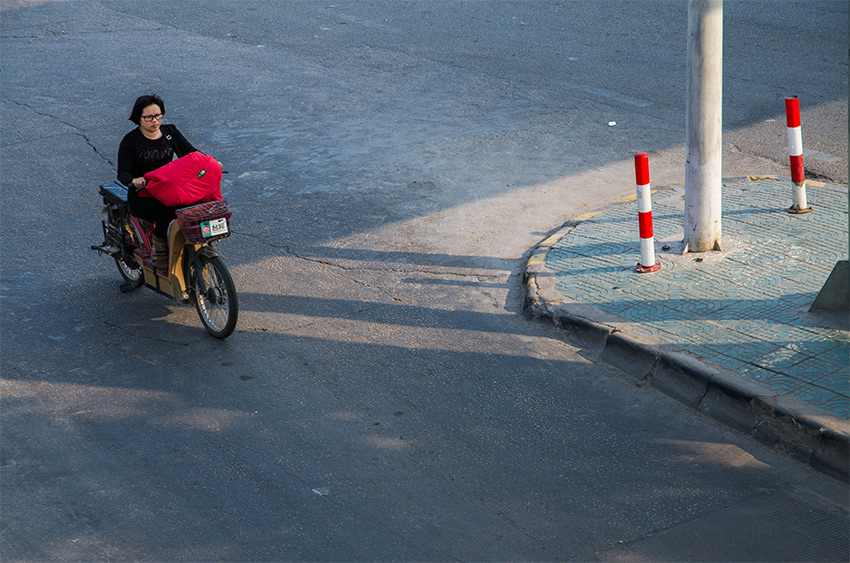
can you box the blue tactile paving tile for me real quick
[546,178,849,418]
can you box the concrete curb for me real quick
[523,213,850,483]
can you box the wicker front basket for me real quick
[176,200,232,244]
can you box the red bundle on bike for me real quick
[142,152,223,206]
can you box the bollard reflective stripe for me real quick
[784,96,801,128]
[638,209,654,239]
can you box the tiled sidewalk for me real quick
[546,178,849,418]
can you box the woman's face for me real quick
[138,103,163,136]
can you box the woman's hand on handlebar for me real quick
[132,177,147,189]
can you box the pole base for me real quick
[788,204,813,214]
[635,262,662,273]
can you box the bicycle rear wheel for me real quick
[115,253,143,286]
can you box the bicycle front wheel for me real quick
[192,255,238,339]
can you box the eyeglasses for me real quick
[140,113,164,122]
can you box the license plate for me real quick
[201,217,228,238]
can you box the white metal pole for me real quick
[684,0,723,252]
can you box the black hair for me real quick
[129,94,165,125]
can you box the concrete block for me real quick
[555,312,611,355]
[811,426,850,483]
[650,352,715,408]
[753,402,823,466]
[697,370,768,434]
[809,260,849,312]
[600,331,657,382]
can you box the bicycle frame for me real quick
[133,215,220,303]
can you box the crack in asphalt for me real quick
[1,96,115,169]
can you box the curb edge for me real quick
[522,179,850,482]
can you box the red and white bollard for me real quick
[634,152,661,273]
[785,96,812,214]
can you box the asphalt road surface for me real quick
[2,1,848,561]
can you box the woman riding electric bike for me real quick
[92,94,238,338]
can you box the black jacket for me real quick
[117,123,197,198]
